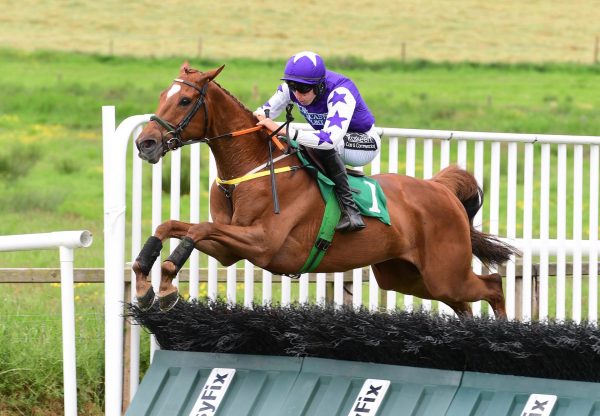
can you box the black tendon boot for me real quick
[319,149,366,232]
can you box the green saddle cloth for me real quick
[316,171,391,225]
[296,149,391,225]
[295,149,391,274]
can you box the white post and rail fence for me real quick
[0,230,92,416]
[3,106,599,415]
[102,106,600,413]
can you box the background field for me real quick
[1,2,599,414]
[2,0,599,63]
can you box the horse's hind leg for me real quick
[132,220,193,310]
[447,271,506,319]
[478,272,506,319]
[443,301,473,318]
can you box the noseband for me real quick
[149,78,210,155]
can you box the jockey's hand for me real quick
[253,112,266,121]
[256,117,279,133]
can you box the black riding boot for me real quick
[319,149,366,232]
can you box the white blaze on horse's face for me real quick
[166,84,181,100]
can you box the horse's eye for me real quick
[179,97,192,106]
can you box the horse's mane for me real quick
[185,66,254,116]
[211,80,254,116]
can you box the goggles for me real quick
[286,81,314,94]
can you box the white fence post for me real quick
[103,106,152,416]
[0,230,92,416]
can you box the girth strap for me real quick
[296,191,341,274]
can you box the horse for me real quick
[132,62,518,318]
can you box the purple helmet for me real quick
[281,51,326,85]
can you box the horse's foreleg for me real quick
[187,222,275,269]
[158,236,195,310]
[132,220,194,309]
[156,221,274,310]
[132,236,162,310]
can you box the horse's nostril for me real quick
[139,139,157,151]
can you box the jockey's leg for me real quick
[318,148,365,232]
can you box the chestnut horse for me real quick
[132,63,517,317]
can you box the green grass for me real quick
[2,2,600,412]
[1,48,599,415]
[0,283,105,415]
[0,49,599,267]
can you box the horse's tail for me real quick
[431,165,519,268]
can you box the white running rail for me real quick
[103,106,600,413]
[0,230,92,416]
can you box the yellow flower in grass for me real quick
[199,282,208,298]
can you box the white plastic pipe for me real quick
[539,144,551,320]
[0,230,92,416]
[129,125,143,400]
[103,106,151,416]
[0,230,92,251]
[589,145,599,323]
[189,143,201,300]
[522,143,534,321]
[59,246,77,416]
[506,142,518,319]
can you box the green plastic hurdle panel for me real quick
[446,372,600,416]
[127,350,600,416]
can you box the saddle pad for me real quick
[293,145,391,225]
[310,163,391,226]
[348,175,391,225]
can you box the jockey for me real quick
[254,51,381,232]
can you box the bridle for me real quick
[147,75,298,214]
[149,78,210,155]
[149,77,292,155]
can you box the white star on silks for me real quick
[293,51,318,66]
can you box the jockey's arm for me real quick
[254,83,291,120]
[287,87,356,150]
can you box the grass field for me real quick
[1,0,599,63]
[0,51,598,414]
[1,2,599,413]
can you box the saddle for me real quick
[293,144,390,225]
[300,146,365,178]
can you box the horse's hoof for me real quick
[159,290,181,312]
[136,286,157,311]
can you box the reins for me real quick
[149,77,297,214]
[150,78,287,154]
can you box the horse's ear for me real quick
[205,65,225,81]
[180,61,191,73]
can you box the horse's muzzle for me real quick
[136,137,163,164]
